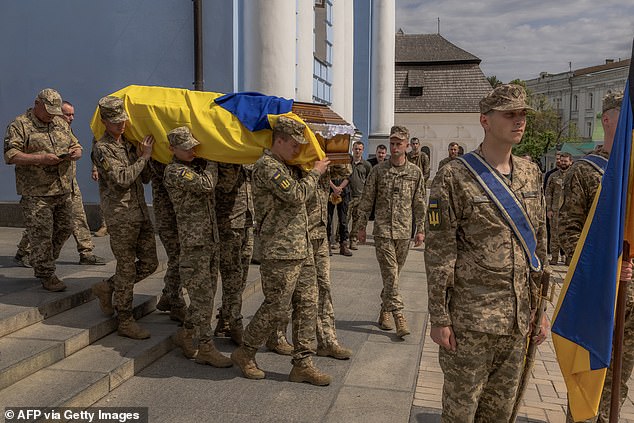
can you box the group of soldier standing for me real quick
[4,83,633,420]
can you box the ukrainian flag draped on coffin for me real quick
[89,85,326,166]
[551,58,634,421]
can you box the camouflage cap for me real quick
[274,116,308,144]
[167,126,200,150]
[479,84,532,114]
[98,96,129,123]
[390,125,409,140]
[602,91,623,113]
[36,88,63,116]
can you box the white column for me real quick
[330,0,346,117]
[343,0,354,123]
[295,0,314,102]
[369,0,395,138]
[243,0,296,98]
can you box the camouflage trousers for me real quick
[18,187,94,258]
[20,194,74,279]
[107,218,158,320]
[152,185,184,308]
[374,237,409,313]
[565,297,634,423]
[218,226,254,327]
[243,256,318,363]
[313,238,339,347]
[549,212,562,260]
[347,197,361,241]
[179,244,219,342]
[438,328,527,423]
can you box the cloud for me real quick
[396,0,634,82]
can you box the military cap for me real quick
[167,126,200,150]
[98,96,129,123]
[390,125,409,140]
[479,84,532,114]
[274,116,308,144]
[36,88,63,116]
[602,91,623,113]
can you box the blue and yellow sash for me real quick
[458,152,542,271]
[580,154,609,175]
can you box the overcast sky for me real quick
[395,0,634,83]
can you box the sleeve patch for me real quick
[271,170,291,192]
[427,198,441,230]
[179,169,194,181]
[99,156,110,171]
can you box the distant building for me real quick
[525,59,629,141]
[393,31,492,176]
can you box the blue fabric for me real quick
[552,80,633,370]
[458,152,541,271]
[214,92,293,132]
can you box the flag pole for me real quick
[610,242,629,422]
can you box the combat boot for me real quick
[266,334,293,355]
[92,279,114,315]
[340,242,353,257]
[173,327,197,359]
[317,343,353,360]
[289,359,332,386]
[94,224,108,237]
[231,345,265,379]
[117,317,151,340]
[156,294,171,312]
[378,310,394,330]
[230,323,244,346]
[214,314,231,337]
[195,341,232,367]
[349,239,358,250]
[41,275,67,292]
[393,312,410,338]
[170,306,186,324]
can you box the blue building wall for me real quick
[0,0,235,202]
[352,0,371,158]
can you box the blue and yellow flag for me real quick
[551,51,634,421]
[89,85,325,166]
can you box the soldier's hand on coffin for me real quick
[313,158,331,175]
[140,135,155,159]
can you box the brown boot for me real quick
[230,323,244,346]
[92,279,113,315]
[117,317,151,340]
[317,343,353,360]
[94,225,108,237]
[393,312,410,338]
[156,294,171,312]
[170,306,186,324]
[266,334,293,355]
[289,359,332,386]
[349,239,358,250]
[41,275,67,292]
[173,327,197,359]
[195,341,232,367]
[340,242,353,257]
[231,345,265,379]
[378,310,394,331]
[214,314,231,337]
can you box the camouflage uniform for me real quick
[438,156,455,170]
[545,167,567,262]
[357,160,426,314]
[407,150,430,183]
[164,158,219,342]
[242,149,320,364]
[4,105,80,281]
[425,150,547,422]
[216,163,254,330]
[560,150,634,423]
[150,160,185,310]
[92,131,158,320]
[347,158,372,242]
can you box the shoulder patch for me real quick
[271,170,292,192]
[99,155,110,171]
[178,168,194,181]
[427,198,441,230]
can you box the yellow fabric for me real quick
[89,85,325,167]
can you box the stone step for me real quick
[0,312,176,409]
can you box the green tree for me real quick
[487,75,503,88]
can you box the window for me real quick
[586,121,592,137]
[573,95,578,111]
[588,93,593,109]
[313,57,332,105]
[409,87,423,97]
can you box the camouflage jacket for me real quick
[215,163,254,230]
[438,156,455,170]
[164,158,219,248]
[4,109,81,196]
[357,160,426,239]
[92,132,151,224]
[545,168,567,212]
[253,149,320,260]
[425,151,547,336]
[349,159,372,198]
[407,150,430,183]
[559,151,609,258]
